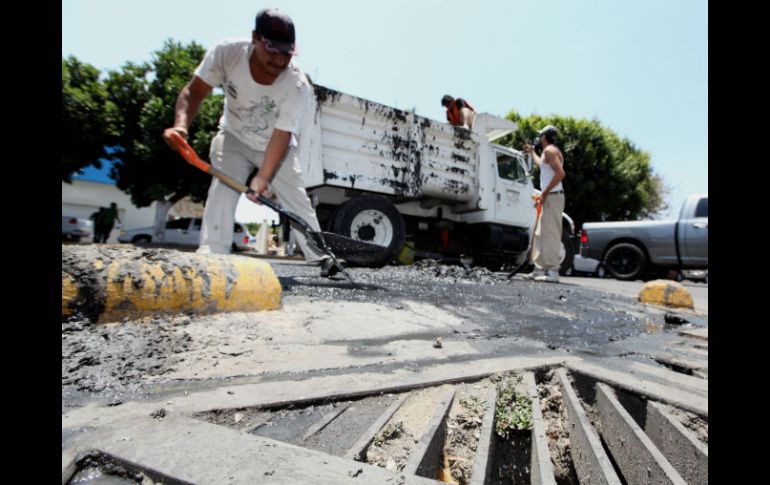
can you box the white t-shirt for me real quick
[540,148,564,192]
[194,38,310,152]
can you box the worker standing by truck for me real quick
[522,125,566,283]
[163,8,342,277]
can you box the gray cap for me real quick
[537,125,558,137]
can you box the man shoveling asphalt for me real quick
[163,8,342,277]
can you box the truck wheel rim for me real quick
[559,242,566,264]
[609,248,641,276]
[350,210,393,247]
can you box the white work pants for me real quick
[198,130,325,263]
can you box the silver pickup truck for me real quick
[578,193,708,280]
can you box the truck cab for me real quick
[678,193,708,267]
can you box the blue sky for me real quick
[63,0,707,222]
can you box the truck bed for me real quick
[298,85,481,204]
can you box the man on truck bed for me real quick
[163,8,341,277]
[441,95,476,129]
[522,125,566,283]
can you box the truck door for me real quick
[683,196,708,265]
[494,149,534,228]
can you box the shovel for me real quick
[507,194,542,279]
[168,132,383,283]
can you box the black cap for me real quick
[537,125,558,137]
[255,9,297,54]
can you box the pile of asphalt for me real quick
[61,314,193,410]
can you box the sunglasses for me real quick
[258,37,293,56]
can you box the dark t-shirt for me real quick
[100,207,118,226]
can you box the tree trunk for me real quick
[153,199,173,242]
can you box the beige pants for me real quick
[198,130,325,262]
[531,192,565,272]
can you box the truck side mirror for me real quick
[525,154,533,173]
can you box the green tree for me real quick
[101,39,224,239]
[61,57,118,181]
[498,113,669,227]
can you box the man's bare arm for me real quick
[163,76,213,151]
[247,129,293,202]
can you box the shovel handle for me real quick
[169,131,252,195]
[167,132,312,231]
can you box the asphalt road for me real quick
[62,254,708,409]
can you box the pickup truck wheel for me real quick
[132,235,152,246]
[596,265,606,278]
[332,195,406,267]
[559,230,575,276]
[604,242,647,281]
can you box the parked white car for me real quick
[118,218,255,252]
[62,216,94,242]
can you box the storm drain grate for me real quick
[191,365,707,484]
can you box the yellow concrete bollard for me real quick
[637,279,694,309]
[62,245,282,322]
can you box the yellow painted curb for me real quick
[637,279,694,309]
[62,245,282,322]
[61,272,78,317]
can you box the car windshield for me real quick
[166,218,190,230]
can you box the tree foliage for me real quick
[498,112,669,227]
[102,39,223,209]
[61,57,118,181]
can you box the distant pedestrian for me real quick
[96,202,120,243]
[90,208,105,243]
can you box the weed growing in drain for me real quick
[495,378,532,438]
[460,396,486,414]
[373,421,404,447]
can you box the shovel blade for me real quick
[308,231,386,258]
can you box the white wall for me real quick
[62,180,156,243]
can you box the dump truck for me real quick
[296,84,576,272]
[579,193,708,280]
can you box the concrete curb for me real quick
[556,369,622,485]
[566,360,708,417]
[645,401,708,484]
[62,245,282,322]
[65,413,441,485]
[404,388,456,478]
[524,372,557,485]
[638,280,694,309]
[469,386,499,485]
[595,383,686,484]
[345,393,410,461]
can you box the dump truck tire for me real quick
[332,195,405,267]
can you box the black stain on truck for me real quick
[313,84,474,200]
[323,170,339,182]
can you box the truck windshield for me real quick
[496,153,527,182]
